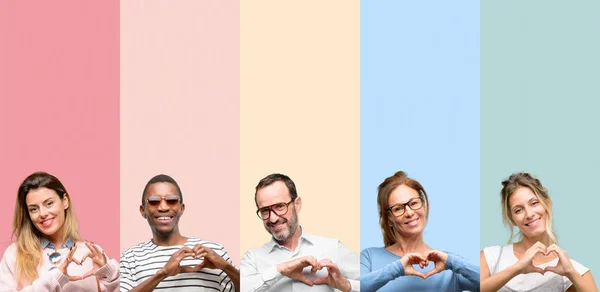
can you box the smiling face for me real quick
[26,187,69,238]
[255,181,301,242]
[509,186,548,238]
[388,184,427,238]
[140,182,184,238]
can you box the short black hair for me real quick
[254,173,297,207]
[142,174,183,205]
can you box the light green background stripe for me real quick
[481,0,600,285]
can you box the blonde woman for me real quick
[481,172,597,291]
[0,171,119,291]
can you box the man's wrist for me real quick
[338,278,351,292]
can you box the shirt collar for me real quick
[41,237,75,250]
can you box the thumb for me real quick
[531,266,546,274]
[543,265,557,274]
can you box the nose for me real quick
[157,199,170,211]
[39,206,49,218]
[524,206,534,219]
[404,205,415,217]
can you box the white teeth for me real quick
[158,217,171,220]
[526,218,540,226]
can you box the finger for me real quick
[91,242,104,259]
[320,262,340,272]
[411,271,426,279]
[296,274,314,286]
[180,246,194,253]
[195,251,208,259]
[67,244,78,260]
[530,266,545,275]
[408,253,427,263]
[79,252,92,265]
[180,265,203,273]
[544,265,558,274]
[69,275,84,281]
[424,269,438,279]
[312,276,329,285]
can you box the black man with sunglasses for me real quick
[120,174,240,292]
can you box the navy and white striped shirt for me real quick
[120,237,235,292]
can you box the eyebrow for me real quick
[390,196,420,207]
[511,197,538,211]
[27,197,55,208]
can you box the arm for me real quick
[333,241,360,292]
[359,249,404,292]
[239,250,285,292]
[191,244,239,292]
[566,271,597,292]
[480,249,520,292]
[445,253,479,291]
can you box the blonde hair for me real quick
[377,171,429,247]
[500,172,557,244]
[12,172,82,287]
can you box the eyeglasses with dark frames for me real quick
[256,198,295,220]
[146,195,181,207]
[387,197,424,217]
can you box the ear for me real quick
[180,203,185,215]
[62,194,70,210]
[294,197,302,213]
[139,205,147,219]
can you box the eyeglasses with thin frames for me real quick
[387,197,424,217]
[146,195,181,207]
[256,198,295,220]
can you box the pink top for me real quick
[0,241,119,291]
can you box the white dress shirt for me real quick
[241,228,360,292]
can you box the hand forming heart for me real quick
[400,252,428,279]
[277,256,320,286]
[312,259,351,292]
[190,244,229,271]
[401,250,448,279]
[58,241,107,281]
[58,244,85,281]
[422,250,448,279]
[515,241,552,275]
[541,244,577,278]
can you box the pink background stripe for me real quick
[120,0,240,265]
[0,1,120,259]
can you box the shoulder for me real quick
[569,258,590,276]
[360,246,386,257]
[481,245,504,259]
[1,243,18,261]
[120,240,154,258]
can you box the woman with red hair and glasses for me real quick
[0,171,119,291]
[360,171,479,291]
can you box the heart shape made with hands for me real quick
[402,251,447,280]
[62,243,106,281]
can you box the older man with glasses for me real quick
[120,174,240,292]
[240,173,360,292]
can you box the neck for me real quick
[390,231,428,255]
[277,225,303,251]
[152,228,187,246]
[519,232,552,248]
[47,227,65,250]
